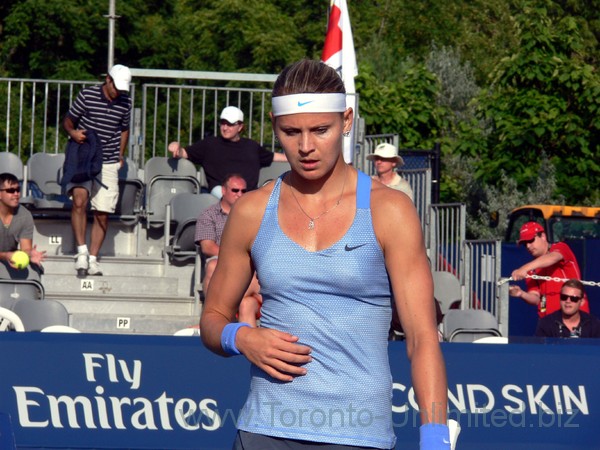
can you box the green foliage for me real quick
[127,0,325,74]
[0,0,599,228]
[456,1,600,205]
[1,0,107,79]
[478,156,563,240]
[426,44,479,126]
[356,55,449,149]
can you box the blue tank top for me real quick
[238,170,396,449]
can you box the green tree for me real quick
[457,1,600,204]
[1,0,108,79]
[356,52,449,149]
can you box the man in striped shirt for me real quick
[63,64,132,277]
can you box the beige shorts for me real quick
[67,162,120,213]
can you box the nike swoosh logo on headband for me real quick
[297,100,314,107]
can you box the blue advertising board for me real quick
[0,333,598,449]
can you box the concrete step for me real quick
[70,312,200,336]
[41,255,198,299]
[42,255,166,277]
[42,273,181,298]
[51,294,197,316]
[37,251,202,336]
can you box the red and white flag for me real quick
[321,0,358,162]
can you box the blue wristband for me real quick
[220,322,251,356]
[420,423,450,450]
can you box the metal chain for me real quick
[497,274,600,287]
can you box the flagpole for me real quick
[321,0,358,164]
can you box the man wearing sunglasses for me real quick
[0,172,46,280]
[535,279,600,338]
[168,106,287,198]
[508,221,589,317]
[194,174,261,326]
[63,64,132,277]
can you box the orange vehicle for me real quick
[505,205,600,243]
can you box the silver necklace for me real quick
[288,165,348,230]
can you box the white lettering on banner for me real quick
[12,352,224,432]
[467,384,495,412]
[83,353,141,389]
[392,383,589,416]
[502,385,526,413]
[11,354,591,433]
[13,386,222,431]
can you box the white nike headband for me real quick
[271,93,347,117]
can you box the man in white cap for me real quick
[63,64,132,277]
[168,106,287,198]
[367,142,414,201]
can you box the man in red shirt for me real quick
[509,221,589,317]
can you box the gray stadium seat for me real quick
[432,270,462,315]
[144,157,201,228]
[0,278,45,302]
[442,309,502,343]
[21,152,70,211]
[115,157,144,225]
[165,192,218,264]
[12,298,69,331]
[258,161,290,187]
[0,152,24,181]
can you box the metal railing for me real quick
[463,240,507,335]
[140,83,275,164]
[0,77,138,159]
[428,203,466,280]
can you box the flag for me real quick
[321,0,358,163]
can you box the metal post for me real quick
[105,0,118,71]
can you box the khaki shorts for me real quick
[67,162,120,213]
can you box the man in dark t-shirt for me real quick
[168,106,287,197]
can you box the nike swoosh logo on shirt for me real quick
[345,244,367,251]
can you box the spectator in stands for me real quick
[168,106,287,198]
[195,174,261,326]
[63,64,132,277]
[200,59,449,449]
[535,279,600,338]
[367,142,414,201]
[0,172,46,280]
[509,221,589,317]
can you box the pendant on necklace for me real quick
[308,220,315,230]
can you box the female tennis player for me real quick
[200,59,449,450]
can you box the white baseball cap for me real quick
[108,64,132,92]
[366,143,405,166]
[220,106,244,123]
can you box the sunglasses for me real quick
[230,188,247,193]
[0,188,20,194]
[220,120,241,127]
[560,294,582,302]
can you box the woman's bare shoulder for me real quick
[229,181,275,224]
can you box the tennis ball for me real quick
[11,250,29,270]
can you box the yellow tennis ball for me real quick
[11,250,30,270]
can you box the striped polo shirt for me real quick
[66,84,131,163]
